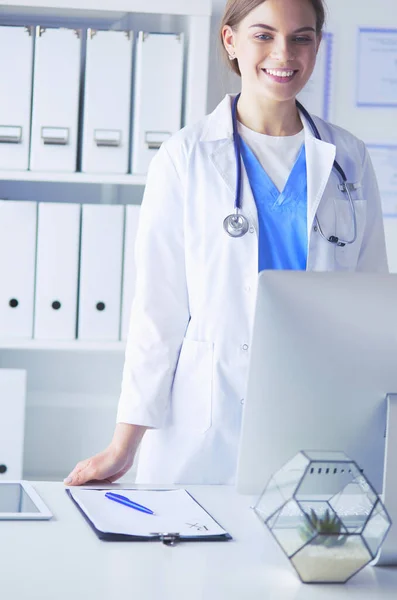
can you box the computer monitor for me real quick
[237,271,397,566]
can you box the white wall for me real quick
[208,0,397,270]
[325,0,397,271]
[207,0,240,112]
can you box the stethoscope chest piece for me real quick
[223,212,249,238]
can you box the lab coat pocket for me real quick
[170,339,214,433]
[334,196,367,269]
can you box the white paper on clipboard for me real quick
[69,488,228,538]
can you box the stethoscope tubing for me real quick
[229,93,358,246]
[232,93,243,213]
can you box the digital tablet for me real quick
[0,481,52,520]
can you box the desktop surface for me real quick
[0,481,396,600]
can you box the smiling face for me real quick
[223,0,322,104]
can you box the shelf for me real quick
[0,339,126,351]
[0,0,212,17]
[0,171,147,185]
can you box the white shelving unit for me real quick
[0,339,126,352]
[0,171,147,185]
[0,0,211,184]
[0,0,212,481]
[0,0,212,16]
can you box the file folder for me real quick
[0,201,37,338]
[78,205,124,341]
[34,203,81,340]
[132,32,184,174]
[121,205,141,340]
[0,369,27,480]
[30,26,81,172]
[82,29,133,174]
[0,26,34,171]
[67,488,231,543]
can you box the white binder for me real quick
[0,26,34,171]
[82,29,133,174]
[34,203,81,340]
[121,205,141,340]
[30,27,81,172]
[0,201,37,339]
[132,32,184,174]
[78,205,124,341]
[0,369,27,480]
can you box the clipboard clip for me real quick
[152,532,181,546]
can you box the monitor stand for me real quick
[373,393,397,566]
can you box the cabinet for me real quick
[0,0,212,480]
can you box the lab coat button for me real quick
[313,226,318,232]
[249,226,255,233]
[240,399,245,405]
[242,344,249,351]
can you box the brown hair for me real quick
[220,0,326,76]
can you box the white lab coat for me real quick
[117,94,388,485]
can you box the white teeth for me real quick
[265,69,294,77]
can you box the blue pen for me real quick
[105,492,154,515]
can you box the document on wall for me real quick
[367,144,397,216]
[67,488,231,542]
[297,32,333,120]
[357,29,397,107]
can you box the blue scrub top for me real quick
[240,138,308,272]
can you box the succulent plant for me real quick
[299,508,348,548]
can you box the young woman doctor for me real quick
[65,0,387,487]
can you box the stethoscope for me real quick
[223,94,358,247]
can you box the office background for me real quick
[0,0,396,482]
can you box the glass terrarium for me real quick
[253,451,392,584]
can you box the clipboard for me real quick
[66,488,232,545]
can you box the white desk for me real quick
[1,482,396,599]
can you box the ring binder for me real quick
[82,29,133,173]
[0,25,33,168]
[0,200,37,338]
[131,32,184,174]
[30,27,81,171]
